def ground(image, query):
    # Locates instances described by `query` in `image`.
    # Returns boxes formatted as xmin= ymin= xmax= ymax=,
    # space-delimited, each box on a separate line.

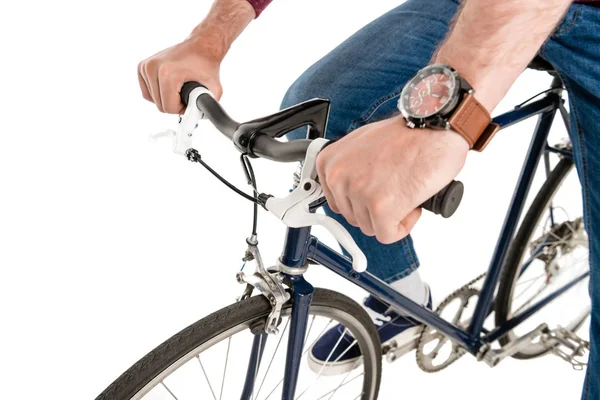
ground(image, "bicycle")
xmin=96 ymin=57 xmax=591 ymax=400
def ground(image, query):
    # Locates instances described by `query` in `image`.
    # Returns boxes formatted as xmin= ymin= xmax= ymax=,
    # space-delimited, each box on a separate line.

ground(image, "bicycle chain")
xmin=415 ymin=271 xmax=487 ymax=373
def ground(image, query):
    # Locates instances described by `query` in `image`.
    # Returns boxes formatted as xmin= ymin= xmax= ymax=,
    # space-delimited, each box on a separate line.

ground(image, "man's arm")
xmin=435 ymin=0 xmax=572 ymax=112
xmin=138 ymin=0 xmax=255 ymax=113
xmin=188 ymin=0 xmax=256 ymax=59
xmin=316 ymin=0 xmax=574 ymax=244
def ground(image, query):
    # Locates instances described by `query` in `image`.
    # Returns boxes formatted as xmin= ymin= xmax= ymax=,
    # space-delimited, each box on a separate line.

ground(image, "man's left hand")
xmin=315 ymin=116 xmax=469 ymax=244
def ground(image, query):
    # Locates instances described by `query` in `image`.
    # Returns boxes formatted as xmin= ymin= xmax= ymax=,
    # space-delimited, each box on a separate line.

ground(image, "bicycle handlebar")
xmin=180 ymin=82 xmax=464 ymax=218
xmin=182 ymin=82 xmax=312 ymax=162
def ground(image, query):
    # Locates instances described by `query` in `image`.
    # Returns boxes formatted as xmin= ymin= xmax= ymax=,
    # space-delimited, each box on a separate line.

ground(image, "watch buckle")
xmin=473 ymin=123 xmax=500 ymax=152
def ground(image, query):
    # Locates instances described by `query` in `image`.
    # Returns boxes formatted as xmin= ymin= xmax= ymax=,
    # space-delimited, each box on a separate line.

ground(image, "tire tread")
xmin=96 ymin=289 xmax=381 ymax=400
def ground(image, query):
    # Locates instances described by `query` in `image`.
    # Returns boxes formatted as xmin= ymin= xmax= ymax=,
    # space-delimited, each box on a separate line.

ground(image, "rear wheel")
xmin=495 ymin=157 xmax=590 ymax=359
xmin=96 ymin=288 xmax=382 ymax=400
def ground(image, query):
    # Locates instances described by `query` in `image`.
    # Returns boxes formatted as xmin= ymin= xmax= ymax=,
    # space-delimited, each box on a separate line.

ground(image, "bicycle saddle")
xmin=528 ymin=55 xmax=556 ymax=73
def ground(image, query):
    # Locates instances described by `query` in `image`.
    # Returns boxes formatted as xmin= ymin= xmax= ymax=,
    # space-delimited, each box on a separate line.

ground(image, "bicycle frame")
xmin=244 ymin=81 xmax=590 ymax=399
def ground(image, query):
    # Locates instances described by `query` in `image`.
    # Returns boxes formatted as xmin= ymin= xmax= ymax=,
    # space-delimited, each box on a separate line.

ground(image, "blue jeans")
xmin=282 ymin=0 xmax=600 ymax=398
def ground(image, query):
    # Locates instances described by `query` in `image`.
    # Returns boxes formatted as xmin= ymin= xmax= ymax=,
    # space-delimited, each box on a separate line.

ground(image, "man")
xmin=137 ymin=0 xmax=600 ymax=398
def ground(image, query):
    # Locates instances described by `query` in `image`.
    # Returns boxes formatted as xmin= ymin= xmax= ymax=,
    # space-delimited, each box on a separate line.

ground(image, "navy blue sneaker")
xmin=308 ymin=286 xmax=432 ymax=375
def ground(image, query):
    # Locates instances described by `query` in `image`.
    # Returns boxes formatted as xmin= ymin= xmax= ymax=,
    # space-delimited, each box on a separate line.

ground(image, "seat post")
xmin=551 ymin=75 xmax=564 ymax=89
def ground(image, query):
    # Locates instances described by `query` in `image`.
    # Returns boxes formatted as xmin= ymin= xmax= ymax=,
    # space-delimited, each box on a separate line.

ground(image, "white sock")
xmin=388 ymin=270 xmax=429 ymax=314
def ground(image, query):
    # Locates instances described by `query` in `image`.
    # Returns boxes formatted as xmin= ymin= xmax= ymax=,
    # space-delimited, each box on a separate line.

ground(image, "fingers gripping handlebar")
xmin=180 ymin=81 xmax=464 ymax=218
xmin=176 ymin=82 xmax=464 ymax=270
xmin=267 ymin=139 xmax=368 ymax=272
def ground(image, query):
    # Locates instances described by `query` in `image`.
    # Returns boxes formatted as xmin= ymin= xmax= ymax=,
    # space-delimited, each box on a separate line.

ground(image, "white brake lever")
xmin=266 ymin=138 xmax=368 ymax=273
xmin=149 ymin=129 xmax=176 ymax=143
xmin=149 ymin=87 xmax=214 ymax=155
xmin=282 ymin=205 xmax=368 ymax=272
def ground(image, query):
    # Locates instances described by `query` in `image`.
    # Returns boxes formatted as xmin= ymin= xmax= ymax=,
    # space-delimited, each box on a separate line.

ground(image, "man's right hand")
xmin=137 ymin=36 xmax=224 ymax=115
xmin=138 ymin=0 xmax=255 ymax=114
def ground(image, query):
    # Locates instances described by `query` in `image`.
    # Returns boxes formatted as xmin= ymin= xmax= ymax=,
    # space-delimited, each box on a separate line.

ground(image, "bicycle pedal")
xmin=383 ymin=336 xmax=419 ymax=363
xmin=543 ymin=327 xmax=590 ymax=370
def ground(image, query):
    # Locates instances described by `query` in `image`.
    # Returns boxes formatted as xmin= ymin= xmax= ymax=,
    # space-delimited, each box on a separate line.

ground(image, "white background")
xmin=0 ymin=0 xmax=588 ymax=399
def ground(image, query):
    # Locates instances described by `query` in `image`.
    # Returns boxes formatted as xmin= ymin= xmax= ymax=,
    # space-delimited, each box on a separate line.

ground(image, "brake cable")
xmin=185 ymin=148 xmax=326 ymax=233
xmin=240 ymin=153 xmax=259 ymax=235
xmin=185 ymin=148 xmax=261 ymax=235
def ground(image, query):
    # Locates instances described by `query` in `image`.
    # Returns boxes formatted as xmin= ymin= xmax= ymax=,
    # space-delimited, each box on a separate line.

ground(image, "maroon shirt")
xmin=246 ymin=0 xmax=598 ymax=17
xmin=247 ymin=0 xmax=272 ymax=17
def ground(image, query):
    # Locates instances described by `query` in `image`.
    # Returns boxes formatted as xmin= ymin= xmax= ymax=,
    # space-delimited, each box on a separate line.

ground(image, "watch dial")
xmin=401 ymin=66 xmax=457 ymax=119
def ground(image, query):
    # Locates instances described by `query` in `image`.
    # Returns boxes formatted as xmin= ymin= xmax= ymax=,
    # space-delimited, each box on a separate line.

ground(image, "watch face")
xmin=399 ymin=65 xmax=459 ymax=120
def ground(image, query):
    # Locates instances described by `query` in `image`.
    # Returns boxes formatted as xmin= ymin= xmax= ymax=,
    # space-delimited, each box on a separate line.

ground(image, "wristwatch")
xmin=397 ymin=64 xmax=500 ymax=151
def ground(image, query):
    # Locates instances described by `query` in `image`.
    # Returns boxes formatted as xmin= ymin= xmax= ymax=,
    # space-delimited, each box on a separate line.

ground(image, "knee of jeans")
xmin=282 ymin=75 xmax=318 ymax=141
xmin=281 ymin=67 xmax=343 ymax=141
xmin=281 ymin=67 xmax=326 ymax=109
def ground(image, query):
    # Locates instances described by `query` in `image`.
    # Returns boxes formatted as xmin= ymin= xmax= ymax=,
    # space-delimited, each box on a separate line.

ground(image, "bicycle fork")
xmin=281 ymin=275 xmax=314 ymax=399
xmin=239 ymin=274 xmax=314 ymax=400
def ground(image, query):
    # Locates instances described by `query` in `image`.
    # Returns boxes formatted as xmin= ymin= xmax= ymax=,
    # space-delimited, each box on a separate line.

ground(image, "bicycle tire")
xmin=495 ymin=157 xmax=586 ymax=359
xmin=96 ymin=288 xmax=382 ymax=400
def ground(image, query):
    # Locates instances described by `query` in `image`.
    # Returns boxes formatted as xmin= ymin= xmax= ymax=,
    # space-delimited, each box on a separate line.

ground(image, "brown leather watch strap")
xmin=447 ymin=93 xmax=500 ymax=152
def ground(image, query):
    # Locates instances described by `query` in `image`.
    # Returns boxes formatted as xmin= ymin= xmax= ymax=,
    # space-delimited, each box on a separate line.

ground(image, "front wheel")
xmin=96 ymin=288 xmax=382 ymax=400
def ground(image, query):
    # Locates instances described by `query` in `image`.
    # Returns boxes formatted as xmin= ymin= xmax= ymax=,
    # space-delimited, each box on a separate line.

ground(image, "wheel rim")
xmin=131 ymin=305 xmax=378 ymax=400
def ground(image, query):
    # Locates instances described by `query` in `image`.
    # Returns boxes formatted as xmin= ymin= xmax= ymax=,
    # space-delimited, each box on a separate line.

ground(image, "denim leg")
xmin=281 ymin=0 xmax=460 ymax=283
xmin=541 ymin=4 xmax=600 ymax=399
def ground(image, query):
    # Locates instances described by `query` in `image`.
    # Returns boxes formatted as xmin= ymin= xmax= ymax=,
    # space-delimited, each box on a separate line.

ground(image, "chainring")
xmin=416 ymin=286 xmax=481 ymax=373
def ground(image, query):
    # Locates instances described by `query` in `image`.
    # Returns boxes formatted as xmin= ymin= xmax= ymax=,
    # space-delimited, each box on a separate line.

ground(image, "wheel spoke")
xmin=513 ymin=273 xmax=546 ymax=302
xmin=513 ymin=284 xmax=547 ymax=315
xmin=160 ymin=382 xmax=179 ymax=400
xmin=219 ymin=336 xmax=231 ymax=400
xmin=515 ymin=273 xmax=546 ymax=288
xmin=325 ymin=363 xmax=363 ymax=400
xmin=263 ymin=378 xmax=283 ymax=400
xmin=197 ymin=355 xmax=217 ymax=400
xmin=304 ymin=315 xmax=317 ymax=348
xmin=303 ymin=319 xmax=334 ymax=358
xmin=255 ymin=319 xmax=290 ymax=399
xmin=263 ymin=319 xmax=335 ymax=400
xmin=514 ymin=250 xmax=590 ymax=313
xmin=296 ymin=329 xmax=353 ymax=399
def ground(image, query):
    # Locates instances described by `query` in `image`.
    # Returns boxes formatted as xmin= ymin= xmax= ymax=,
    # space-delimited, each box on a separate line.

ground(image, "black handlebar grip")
xmin=180 ymin=81 xmax=207 ymax=107
xmin=421 ymin=180 xmax=464 ymax=218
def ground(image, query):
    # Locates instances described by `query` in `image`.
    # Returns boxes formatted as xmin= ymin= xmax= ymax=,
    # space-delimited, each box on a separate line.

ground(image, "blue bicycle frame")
xmin=246 ymin=84 xmax=589 ymax=399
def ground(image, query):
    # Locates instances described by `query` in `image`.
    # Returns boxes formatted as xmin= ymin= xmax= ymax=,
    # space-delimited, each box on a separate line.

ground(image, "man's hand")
xmin=316 ymin=116 xmax=469 ymax=244
xmin=138 ymin=37 xmax=224 ymax=114
xmin=137 ymin=0 xmax=255 ymax=114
